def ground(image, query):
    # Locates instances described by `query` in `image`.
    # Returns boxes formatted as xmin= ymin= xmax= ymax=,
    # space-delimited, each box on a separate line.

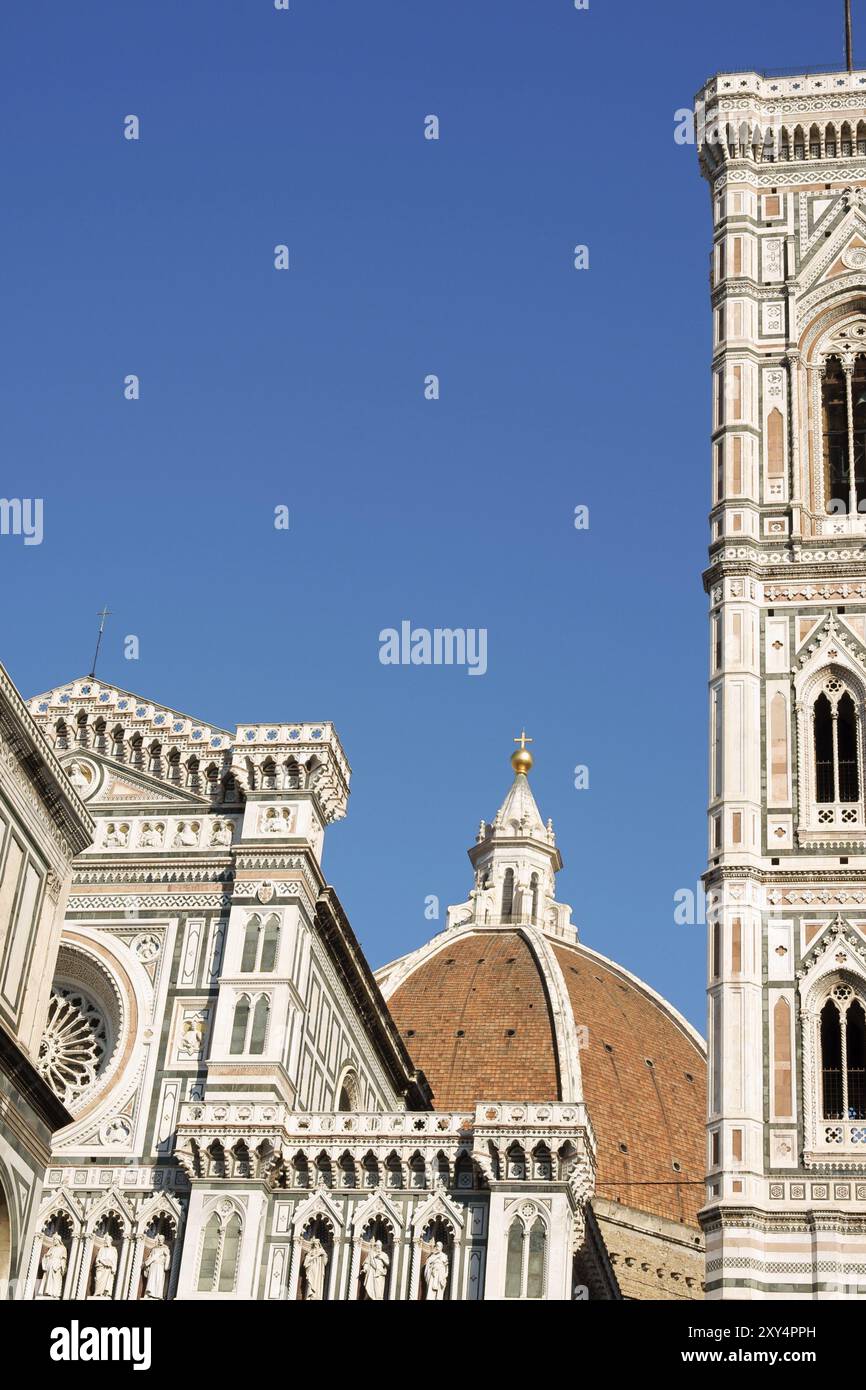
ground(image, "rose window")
xmin=38 ymin=987 xmax=110 ymax=1106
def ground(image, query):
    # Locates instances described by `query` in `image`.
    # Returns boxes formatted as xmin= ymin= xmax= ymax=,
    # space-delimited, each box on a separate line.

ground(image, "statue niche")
xmin=297 ymin=1217 xmax=333 ymax=1301
xmin=418 ymin=1218 xmax=453 ymax=1301
xmin=88 ymin=1216 xmax=122 ymax=1300
xmin=138 ymin=1215 xmax=175 ymax=1301
xmin=36 ymin=1216 xmax=73 ymax=1300
xmin=358 ymin=1218 xmax=393 ymax=1301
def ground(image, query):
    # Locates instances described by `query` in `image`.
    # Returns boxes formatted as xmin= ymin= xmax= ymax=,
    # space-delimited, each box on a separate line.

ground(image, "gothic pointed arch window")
xmin=197 ymin=1213 xmax=221 ymax=1291
xmin=219 ymin=1214 xmax=242 ymax=1291
xmin=240 ymin=917 xmax=260 ymax=973
xmin=810 ymin=317 xmax=866 ymax=523
xmin=259 ymin=915 xmax=280 ymax=973
xmin=239 ymin=914 xmax=280 ymax=974
xmin=504 ymin=1208 xmax=547 ymax=1299
xmin=197 ymin=1209 xmax=243 ymax=1294
xmin=854 ymin=354 xmax=866 ymax=504
xmin=249 ymin=996 xmax=270 ymax=1054
xmin=229 ymin=996 xmax=250 ymax=1054
xmin=337 ymin=1068 xmax=360 ymax=1112
xmin=808 ymin=672 xmax=863 ymax=827
xmin=820 ymin=984 xmax=866 ymax=1123
xmin=822 ymin=356 xmax=849 ymax=509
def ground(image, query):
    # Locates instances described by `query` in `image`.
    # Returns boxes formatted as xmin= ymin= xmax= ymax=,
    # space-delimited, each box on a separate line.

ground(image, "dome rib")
xmin=383 ymin=928 xmax=707 ymax=1227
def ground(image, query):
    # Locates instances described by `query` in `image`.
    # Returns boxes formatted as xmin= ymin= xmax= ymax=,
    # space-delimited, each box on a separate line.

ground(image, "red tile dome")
xmin=381 ymin=928 xmax=706 ymax=1227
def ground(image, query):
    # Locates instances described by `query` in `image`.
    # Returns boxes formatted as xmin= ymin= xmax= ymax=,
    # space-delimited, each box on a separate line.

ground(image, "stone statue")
xmin=139 ymin=822 xmax=163 ymax=848
xmin=361 ymin=1239 xmax=389 ymax=1301
xmin=105 ymin=822 xmax=128 ymax=848
xmin=178 ymin=1012 xmax=207 ymax=1059
xmin=92 ymin=1235 xmax=118 ymax=1299
xmin=263 ymin=808 xmax=286 ymax=834
xmin=211 ymin=820 xmax=232 ymax=847
xmin=423 ymin=1241 xmax=449 ymax=1300
xmin=173 ymin=821 xmax=198 ymax=848
xmin=142 ymin=1233 xmax=171 ymax=1300
xmin=302 ymin=1236 xmax=328 ymax=1301
xmin=41 ymin=1234 xmax=67 ymax=1299
xmin=68 ymin=761 xmax=90 ymax=795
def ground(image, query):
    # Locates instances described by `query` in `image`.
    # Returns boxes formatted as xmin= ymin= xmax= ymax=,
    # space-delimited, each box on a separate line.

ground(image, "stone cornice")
xmin=314 ymin=888 xmax=432 ymax=1111
xmin=0 ymin=1017 xmax=73 ymax=1139
xmin=0 ymin=661 xmax=93 ymax=854
xmin=701 ymin=1202 xmax=866 ymax=1235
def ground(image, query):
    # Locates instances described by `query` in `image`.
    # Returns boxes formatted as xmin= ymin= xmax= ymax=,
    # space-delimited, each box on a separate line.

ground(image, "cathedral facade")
xmin=0 ymin=673 xmax=706 ymax=1301
xmin=0 ymin=663 xmax=92 ymax=1296
xmin=696 ymin=65 xmax=866 ymax=1297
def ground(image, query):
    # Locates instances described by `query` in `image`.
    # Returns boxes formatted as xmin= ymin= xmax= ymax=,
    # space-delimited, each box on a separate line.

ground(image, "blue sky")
xmin=0 ymin=0 xmax=853 ymax=1031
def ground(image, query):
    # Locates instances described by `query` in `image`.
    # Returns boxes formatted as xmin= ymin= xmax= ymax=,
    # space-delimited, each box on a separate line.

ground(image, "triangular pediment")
xmin=794 ymin=612 xmax=866 ymax=679
xmin=798 ymin=915 xmax=866 ymax=1000
xmin=85 ymin=1186 xmax=136 ymax=1235
xmin=55 ymin=751 xmax=204 ymax=806
xmin=292 ymin=1185 xmax=345 ymax=1233
xmin=797 ymin=195 xmax=866 ymax=295
xmin=349 ymin=1185 xmax=403 ymax=1235
xmin=409 ymin=1183 xmax=465 ymax=1234
xmin=135 ymin=1191 xmax=184 ymax=1236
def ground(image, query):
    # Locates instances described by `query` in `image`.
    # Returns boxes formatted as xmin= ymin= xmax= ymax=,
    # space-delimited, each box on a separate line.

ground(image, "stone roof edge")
xmin=315 ymin=887 xmax=432 ymax=1111
xmin=591 ymin=1194 xmax=705 ymax=1246
xmin=0 ymin=661 xmax=94 ymax=849
xmin=27 ymin=675 xmax=235 ymax=739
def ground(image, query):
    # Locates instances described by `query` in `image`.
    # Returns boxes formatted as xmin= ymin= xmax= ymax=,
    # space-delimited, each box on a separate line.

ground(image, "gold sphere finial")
xmin=511 ymin=729 xmax=534 ymax=775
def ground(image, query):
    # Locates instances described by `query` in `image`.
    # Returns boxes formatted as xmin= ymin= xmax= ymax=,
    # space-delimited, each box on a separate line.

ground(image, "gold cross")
xmin=513 ymin=730 xmax=533 ymax=752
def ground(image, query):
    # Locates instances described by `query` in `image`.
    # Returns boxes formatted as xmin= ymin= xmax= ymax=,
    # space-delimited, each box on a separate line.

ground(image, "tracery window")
xmin=504 ymin=1211 xmax=547 ymax=1300
xmin=821 ymin=351 xmax=866 ymax=514
xmin=811 ymin=676 xmax=862 ymax=824
xmin=820 ymin=984 xmax=866 ymax=1125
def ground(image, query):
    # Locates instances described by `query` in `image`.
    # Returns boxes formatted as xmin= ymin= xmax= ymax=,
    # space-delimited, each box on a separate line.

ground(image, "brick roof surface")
xmin=552 ymin=944 xmax=706 ymax=1228
xmin=386 ymin=931 xmax=560 ymax=1109
xmin=386 ymin=931 xmax=706 ymax=1228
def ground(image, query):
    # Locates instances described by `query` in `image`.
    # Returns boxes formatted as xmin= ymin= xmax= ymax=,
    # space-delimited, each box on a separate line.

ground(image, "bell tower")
xmin=696 ymin=62 xmax=866 ymax=1297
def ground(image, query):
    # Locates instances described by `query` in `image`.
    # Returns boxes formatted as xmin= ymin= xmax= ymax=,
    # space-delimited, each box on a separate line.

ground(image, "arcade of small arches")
xmin=51 ymin=713 xmax=324 ymax=799
xmin=706 ymin=119 xmax=866 ymax=163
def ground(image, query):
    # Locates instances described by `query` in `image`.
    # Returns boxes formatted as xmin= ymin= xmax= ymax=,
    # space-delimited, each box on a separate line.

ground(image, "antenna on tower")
xmin=846 ymin=0 xmax=855 ymax=72
xmin=89 ymin=606 xmax=111 ymax=678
